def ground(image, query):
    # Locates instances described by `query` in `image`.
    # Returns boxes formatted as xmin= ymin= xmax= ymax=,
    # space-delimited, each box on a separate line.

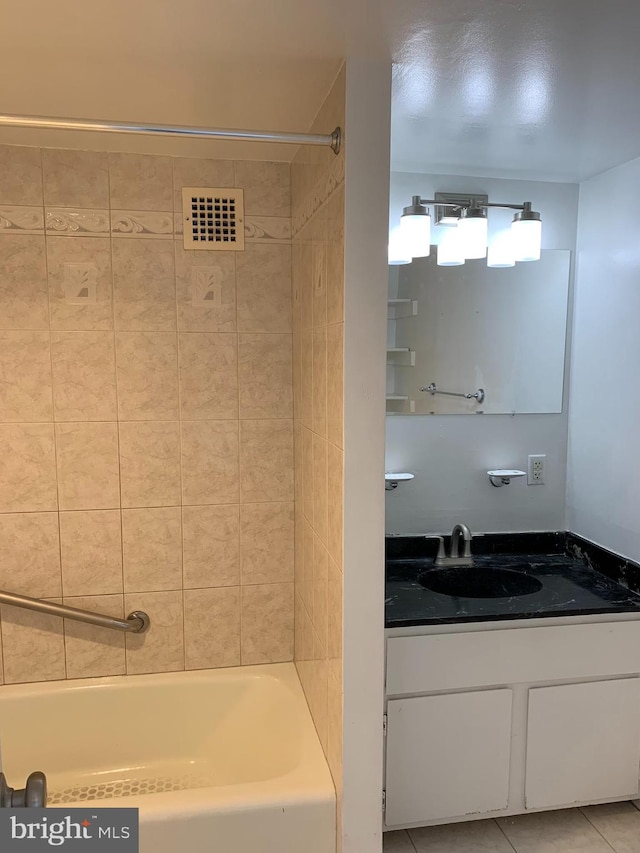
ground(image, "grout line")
xmin=108 ymin=159 xmax=130 ymax=677
xmin=232 ymin=245 xmax=245 ymax=665
xmin=171 ymin=191 xmax=187 ymax=673
xmin=234 ymin=229 xmax=243 ymax=565
xmin=174 ymin=209 xmax=187 ymax=673
xmin=0 ymin=600 xmax=5 ymax=684
xmin=404 ymin=829 xmax=419 ymax=852
xmin=493 ymin=818 xmax=519 ymax=852
xmin=580 ymin=807 xmax=619 ymax=853
xmin=40 ymin=144 xmax=68 ymax=681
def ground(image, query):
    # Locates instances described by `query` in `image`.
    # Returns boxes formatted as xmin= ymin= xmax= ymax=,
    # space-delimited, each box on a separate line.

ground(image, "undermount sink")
xmin=417 ymin=566 xmax=543 ymax=599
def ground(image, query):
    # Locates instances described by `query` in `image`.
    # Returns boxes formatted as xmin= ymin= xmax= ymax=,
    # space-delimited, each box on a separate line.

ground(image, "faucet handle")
xmin=23 ymin=772 xmax=47 ymax=808
xmin=425 ymin=535 xmax=446 ymax=564
xmin=0 ymin=771 xmax=47 ymax=808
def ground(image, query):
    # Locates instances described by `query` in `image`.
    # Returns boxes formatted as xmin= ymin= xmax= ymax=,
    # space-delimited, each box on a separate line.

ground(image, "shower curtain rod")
xmin=0 ymin=112 xmax=342 ymax=154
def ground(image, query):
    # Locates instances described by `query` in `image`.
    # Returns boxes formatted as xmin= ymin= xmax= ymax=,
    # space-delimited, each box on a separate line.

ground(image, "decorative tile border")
xmin=46 ymin=208 xmax=110 ymax=236
xmin=291 ymin=151 xmax=344 ymax=237
xmin=35 ymin=208 xmax=293 ymax=243
xmin=174 ymin=213 xmax=292 ymax=243
xmin=244 ymin=216 xmax=291 ymax=243
xmin=111 ymin=210 xmax=173 ymax=239
xmin=0 ymin=205 xmax=293 ymax=243
xmin=0 ymin=206 xmax=45 ymax=234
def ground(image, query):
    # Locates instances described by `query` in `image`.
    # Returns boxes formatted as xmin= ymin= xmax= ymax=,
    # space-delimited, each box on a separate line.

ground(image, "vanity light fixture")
xmin=388 ymin=228 xmax=412 ymax=265
xmin=512 ymin=203 xmax=542 ymax=262
xmin=487 ymin=230 xmax=516 ymax=268
xmin=400 ymin=196 xmax=431 ymax=257
xmin=398 ymin=194 xmax=543 ymax=267
xmin=458 ymin=205 xmax=488 ymax=260
xmin=437 ymin=227 xmax=465 ymax=266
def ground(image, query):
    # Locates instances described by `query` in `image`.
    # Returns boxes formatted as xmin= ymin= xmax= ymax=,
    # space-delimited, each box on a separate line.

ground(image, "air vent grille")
xmin=182 ymin=187 xmax=244 ymax=251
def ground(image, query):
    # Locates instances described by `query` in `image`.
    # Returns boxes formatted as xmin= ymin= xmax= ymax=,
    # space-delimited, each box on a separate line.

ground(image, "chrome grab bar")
xmin=0 ymin=589 xmax=150 ymax=634
xmin=420 ymin=382 xmax=485 ymax=405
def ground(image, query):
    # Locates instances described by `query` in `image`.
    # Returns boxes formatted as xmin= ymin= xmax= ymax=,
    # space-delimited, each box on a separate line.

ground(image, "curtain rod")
xmin=0 ymin=112 xmax=342 ymax=154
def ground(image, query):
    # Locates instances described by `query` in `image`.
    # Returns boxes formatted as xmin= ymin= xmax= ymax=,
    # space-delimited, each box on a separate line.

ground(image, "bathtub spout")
xmin=0 ymin=771 xmax=47 ymax=808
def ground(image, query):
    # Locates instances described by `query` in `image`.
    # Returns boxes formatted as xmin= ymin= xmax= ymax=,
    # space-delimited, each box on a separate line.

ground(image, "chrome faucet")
xmin=435 ymin=523 xmax=473 ymax=567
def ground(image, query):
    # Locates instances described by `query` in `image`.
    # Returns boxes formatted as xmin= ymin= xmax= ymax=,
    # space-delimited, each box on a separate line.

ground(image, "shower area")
xmin=0 ymin=64 xmax=347 ymax=853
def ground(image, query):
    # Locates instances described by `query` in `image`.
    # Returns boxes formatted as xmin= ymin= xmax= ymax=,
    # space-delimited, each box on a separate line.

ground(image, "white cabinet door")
xmin=525 ymin=678 xmax=640 ymax=810
xmin=385 ymin=689 xmax=513 ymax=827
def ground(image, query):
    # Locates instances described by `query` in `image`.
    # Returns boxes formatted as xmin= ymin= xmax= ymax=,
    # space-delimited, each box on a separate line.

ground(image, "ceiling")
xmin=388 ymin=0 xmax=640 ymax=181
xmin=1 ymin=1 xmax=640 ymax=177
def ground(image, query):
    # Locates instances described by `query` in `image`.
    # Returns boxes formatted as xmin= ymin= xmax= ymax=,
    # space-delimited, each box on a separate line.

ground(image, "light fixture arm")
xmin=413 ymin=198 xmax=533 ymax=213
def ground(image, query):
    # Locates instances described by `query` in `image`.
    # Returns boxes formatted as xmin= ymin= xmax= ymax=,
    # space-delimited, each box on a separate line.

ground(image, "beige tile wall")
xmin=292 ymin=67 xmax=345 ymax=816
xmin=0 ymin=143 xmax=294 ymax=684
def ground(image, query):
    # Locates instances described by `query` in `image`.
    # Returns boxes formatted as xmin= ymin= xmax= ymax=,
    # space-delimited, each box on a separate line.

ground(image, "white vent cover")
xmin=182 ymin=187 xmax=244 ymax=251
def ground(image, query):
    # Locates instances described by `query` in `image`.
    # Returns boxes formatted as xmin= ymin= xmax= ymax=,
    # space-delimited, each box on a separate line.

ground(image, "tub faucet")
xmin=435 ymin=523 xmax=473 ymax=567
xmin=0 ymin=771 xmax=47 ymax=808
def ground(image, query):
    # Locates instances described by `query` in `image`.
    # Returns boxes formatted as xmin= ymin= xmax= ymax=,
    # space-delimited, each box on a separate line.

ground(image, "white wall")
xmin=386 ymin=172 xmax=579 ymax=535
xmin=567 ymin=155 xmax=640 ymax=561
xmin=342 ymin=59 xmax=390 ymax=853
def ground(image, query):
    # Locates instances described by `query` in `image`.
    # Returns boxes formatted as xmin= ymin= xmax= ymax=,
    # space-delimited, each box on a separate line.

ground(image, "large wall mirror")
xmin=387 ymin=250 xmax=571 ymax=414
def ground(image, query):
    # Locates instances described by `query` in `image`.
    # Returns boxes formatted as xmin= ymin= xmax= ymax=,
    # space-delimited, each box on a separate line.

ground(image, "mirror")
xmin=387 ymin=249 xmax=571 ymax=414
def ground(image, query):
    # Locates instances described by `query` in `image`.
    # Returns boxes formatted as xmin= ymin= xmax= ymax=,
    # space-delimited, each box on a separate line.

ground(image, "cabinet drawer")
xmin=386 ymin=620 xmax=640 ymax=695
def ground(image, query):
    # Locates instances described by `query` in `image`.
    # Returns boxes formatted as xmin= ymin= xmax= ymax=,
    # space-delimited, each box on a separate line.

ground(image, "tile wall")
xmin=0 ymin=143 xmax=294 ymax=683
xmin=292 ymin=67 xmax=345 ymax=813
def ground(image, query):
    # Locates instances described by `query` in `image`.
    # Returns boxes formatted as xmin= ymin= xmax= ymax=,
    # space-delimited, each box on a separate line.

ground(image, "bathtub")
xmin=0 ymin=663 xmax=335 ymax=853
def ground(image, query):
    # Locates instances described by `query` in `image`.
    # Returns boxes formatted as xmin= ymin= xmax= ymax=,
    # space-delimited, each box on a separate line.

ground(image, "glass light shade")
xmin=458 ymin=211 xmax=488 ymax=259
xmin=487 ymin=231 xmax=516 ymax=268
xmin=400 ymin=212 xmax=431 ymax=258
xmin=437 ymin=227 xmax=465 ymax=266
xmin=388 ymin=229 xmax=411 ymax=265
xmin=511 ymin=217 xmax=542 ymax=262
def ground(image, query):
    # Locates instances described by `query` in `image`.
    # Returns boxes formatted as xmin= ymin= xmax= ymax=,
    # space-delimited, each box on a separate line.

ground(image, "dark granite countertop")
xmin=385 ymin=551 xmax=640 ymax=628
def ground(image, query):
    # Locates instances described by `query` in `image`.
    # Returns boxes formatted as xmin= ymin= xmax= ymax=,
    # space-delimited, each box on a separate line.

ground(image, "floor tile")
xmin=582 ymin=802 xmax=640 ymax=852
xmin=383 ymin=830 xmax=415 ymax=852
xmin=498 ymin=809 xmax=614 ymax=852
xmin=409 ymin=819 xmax=515 ymax=852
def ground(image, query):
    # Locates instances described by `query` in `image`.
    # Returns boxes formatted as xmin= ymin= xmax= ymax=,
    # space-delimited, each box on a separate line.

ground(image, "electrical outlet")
xmin=527 ymin=454 xmax=546 ymax=485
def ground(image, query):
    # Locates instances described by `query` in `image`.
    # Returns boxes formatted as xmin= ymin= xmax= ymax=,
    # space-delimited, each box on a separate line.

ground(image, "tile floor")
xmin=384 ymin=802 xmax=640 ymax=852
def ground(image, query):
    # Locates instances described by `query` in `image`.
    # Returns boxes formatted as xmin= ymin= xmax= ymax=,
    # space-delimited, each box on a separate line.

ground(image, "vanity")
xmin=384 ymin=235 xmax=640 ymax=830
xmin=383 ymin=533 xmax=640 ymax=830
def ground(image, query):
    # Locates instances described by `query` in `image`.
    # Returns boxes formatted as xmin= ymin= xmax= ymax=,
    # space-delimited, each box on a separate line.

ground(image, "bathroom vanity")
xmin=383 ymin=534 xmax=640 ymax=830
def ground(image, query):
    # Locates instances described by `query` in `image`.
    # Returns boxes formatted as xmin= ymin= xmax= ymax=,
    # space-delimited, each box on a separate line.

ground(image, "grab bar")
xmin=0 ymin=589 xmax=150 ymax=633
xmin=420 ymin=382 xmax=485 ymax=405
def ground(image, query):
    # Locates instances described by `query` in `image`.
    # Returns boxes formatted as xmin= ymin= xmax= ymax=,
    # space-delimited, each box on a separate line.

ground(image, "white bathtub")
xmin=0 ymin=662 xmax=335 ymax=853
